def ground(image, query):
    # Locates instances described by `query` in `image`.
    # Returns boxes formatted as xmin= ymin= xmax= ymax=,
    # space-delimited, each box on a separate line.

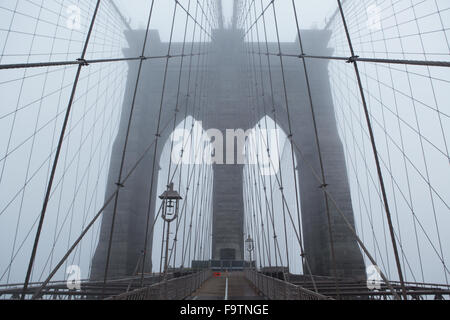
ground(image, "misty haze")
xmin=0 ymin=0 xmax=448 ymax=302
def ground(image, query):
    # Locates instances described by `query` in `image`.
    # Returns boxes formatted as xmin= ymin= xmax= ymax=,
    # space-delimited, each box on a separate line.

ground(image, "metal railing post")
xmin=273 ymin=275 xmax=276 ymax=300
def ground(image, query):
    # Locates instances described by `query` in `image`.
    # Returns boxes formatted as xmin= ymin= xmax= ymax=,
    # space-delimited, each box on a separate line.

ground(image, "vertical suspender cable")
xmin=141 ymin=1 xmax=179 ymax=286
xmin=103 ymin=0 xmax=156 ymax=290
xmin=336 ymin=0 xmax=407 ymax=300
xmin=22 ymin=0 xmax=102 ymax=300
xmin=289 ymin=0 xmax=341 ymax=299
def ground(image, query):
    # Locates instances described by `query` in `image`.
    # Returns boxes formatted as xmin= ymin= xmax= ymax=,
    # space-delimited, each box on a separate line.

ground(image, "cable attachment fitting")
xmin=346 ymin=55 xmax=359 ymax=63
xmin=116 ymin=182 xmax=125 ymax=188
xmin=319 ymin=183 xmax=329 ymax=189
xmin=77 ymin=58 xmax=89 ymax=66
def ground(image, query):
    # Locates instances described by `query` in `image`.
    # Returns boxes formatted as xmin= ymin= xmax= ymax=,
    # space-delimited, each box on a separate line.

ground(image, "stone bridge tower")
xmin=90 ymin=29 xmax=366 ymax=280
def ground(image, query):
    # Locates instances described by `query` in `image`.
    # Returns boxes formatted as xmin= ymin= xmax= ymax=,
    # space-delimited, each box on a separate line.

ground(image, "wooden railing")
xmin=108 ymin=271 xmax=212 ymax=300
xmin=245 ymin=270 xmax=331 ymax=300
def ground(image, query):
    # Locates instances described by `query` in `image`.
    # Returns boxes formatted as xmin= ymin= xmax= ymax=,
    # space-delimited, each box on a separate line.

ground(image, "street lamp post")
xmin=245 ymin=235 xmax=255 ymax=270
xmin=160 ymin=183 xmax=182 ymax=281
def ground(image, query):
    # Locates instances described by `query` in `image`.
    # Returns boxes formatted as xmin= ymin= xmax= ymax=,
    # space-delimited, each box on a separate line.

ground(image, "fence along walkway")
xmin=245 ymin=270 xmax=331 ymax=300
xmin=107 ymin=271 xmax=211 ymax=300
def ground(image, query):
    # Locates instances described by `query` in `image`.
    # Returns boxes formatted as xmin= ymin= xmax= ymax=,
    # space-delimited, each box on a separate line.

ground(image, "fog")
xmin=0 ymin=0 xmax=448 ymax=290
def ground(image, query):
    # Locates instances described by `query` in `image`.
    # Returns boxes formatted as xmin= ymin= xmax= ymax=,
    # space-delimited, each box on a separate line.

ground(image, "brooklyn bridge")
xmin=0 ymin=0 xmax=449 ymax=300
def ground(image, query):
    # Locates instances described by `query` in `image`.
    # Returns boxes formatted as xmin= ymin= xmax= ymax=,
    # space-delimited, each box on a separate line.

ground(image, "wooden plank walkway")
xmin=189 ymin=272 xmax=263 ymax=300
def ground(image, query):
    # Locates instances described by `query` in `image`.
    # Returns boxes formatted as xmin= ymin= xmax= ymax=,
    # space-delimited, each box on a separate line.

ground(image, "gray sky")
xmin=115 ymin=0 xmax=337 ymax=41
xmin=0 ymin=0 xmax=448 ymax=289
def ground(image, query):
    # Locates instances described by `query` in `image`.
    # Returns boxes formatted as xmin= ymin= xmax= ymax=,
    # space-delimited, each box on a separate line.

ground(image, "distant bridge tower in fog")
xmin=90 ymin=27 xmax=366 ymax=280
xmin=1 ymin=0 xmax=449 ymax=301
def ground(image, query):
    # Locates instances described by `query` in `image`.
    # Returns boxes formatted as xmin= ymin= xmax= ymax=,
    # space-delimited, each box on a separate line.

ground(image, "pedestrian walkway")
xmin=189 ymin=272 xmax=263 ymax=300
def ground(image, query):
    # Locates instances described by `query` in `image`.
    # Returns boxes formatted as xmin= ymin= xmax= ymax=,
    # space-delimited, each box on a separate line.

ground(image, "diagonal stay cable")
xmin=21 ymin=0 xmax=102 ymax=300
xmin=102 ymin=0 xmax=156 ymax=292
xmin=140 ymin=0 xmax=180 ymax=285
xmin=336 ymin=0 xmax=407 ymax=300
xmin=30 ymin=93 xmax=187 ymax=299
